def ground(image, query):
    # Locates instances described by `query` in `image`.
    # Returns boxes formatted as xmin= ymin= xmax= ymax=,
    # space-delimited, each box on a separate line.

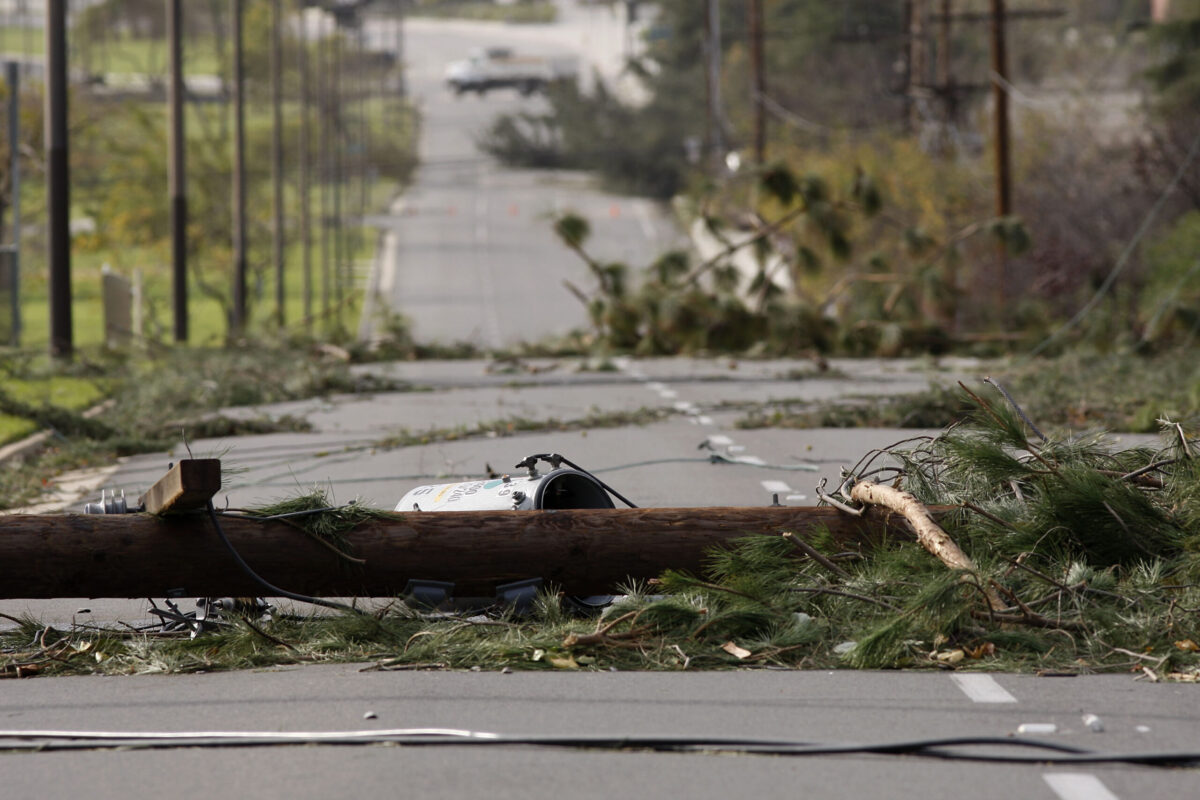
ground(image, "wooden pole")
xmin=230 ymin=0 xmax=247 ymax=338
xmin=0 ymin=506 xmax=928 ymax=599
xmin=168 ymin=0 xmax=188 ymax=343
xmin=270 ymin=0 xmax=285 ymax=328
xmin=44 ymin=0 xmax=72 ymax=359
xmin=748 ymin=0 xmax=765 ymax=165
xmin=298 ymin=2 xmax=313 ymax=331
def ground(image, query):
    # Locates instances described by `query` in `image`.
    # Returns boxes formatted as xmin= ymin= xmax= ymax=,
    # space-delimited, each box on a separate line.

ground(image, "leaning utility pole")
xmin=45 ymin=0 xmax=72 ymax=359
xmin=270 ymin=0 xmax=285 ymax=328
xmin=167 ymin=0 xmax=188 ymax=343
xmin=748 ymin=0 xmax=765 ymax=165
xmin=230 ymin=0 xmax=247 ymax=337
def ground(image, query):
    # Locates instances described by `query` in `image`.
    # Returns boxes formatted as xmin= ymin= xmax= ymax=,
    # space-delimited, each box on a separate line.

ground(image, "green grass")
xmin=409 ymin=1 xmax=557 ymax=23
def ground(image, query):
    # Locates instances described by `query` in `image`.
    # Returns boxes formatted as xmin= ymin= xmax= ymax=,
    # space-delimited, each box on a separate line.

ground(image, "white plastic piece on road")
xmin=1082 ymin=713 xmax=1104 ymax=732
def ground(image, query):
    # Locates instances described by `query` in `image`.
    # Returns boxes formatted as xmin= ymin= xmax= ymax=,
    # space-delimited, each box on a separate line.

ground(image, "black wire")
xmin=553 ymin=453 xmax=638 ymax=509
xmin=205 ymin=501 xmax=367 ymax=617
xmin=1 ymin=731 xmax=1197 ymax=766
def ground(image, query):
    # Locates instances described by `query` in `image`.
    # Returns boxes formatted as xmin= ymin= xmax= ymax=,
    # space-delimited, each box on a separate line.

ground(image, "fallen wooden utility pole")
xmin=0 ymin=505 xmax=929 ymax=599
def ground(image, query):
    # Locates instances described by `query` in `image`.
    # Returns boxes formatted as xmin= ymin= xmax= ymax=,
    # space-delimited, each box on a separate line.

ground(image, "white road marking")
xmin=1043 ymin=773 xmax=1121 ymax=800
xmin=706 ymin=435 xmax=733 ymax=447
xmin=696 ymin=416 xmax=714 ymax=426
xmin=950 ymin=674 xmax=1017 ymax=703
xmin=735 ymin=455 xmax=766 ymax=466
xmin=645 ymin=382 xmax=666 ymax=392
xmin=658 ymin=389 xmax=677 ymax=399
xmin=634 ymin=199 xmax=658 ymax=241
xmin=786 ymin=494 xmax=808 ymax=502
xmin=761 ymin=480 xmax=792 ymax=494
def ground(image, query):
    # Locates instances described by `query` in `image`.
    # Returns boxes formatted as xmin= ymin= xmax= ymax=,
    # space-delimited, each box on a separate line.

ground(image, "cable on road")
xmin=0 ymin=728 xmax=1196 ymax=767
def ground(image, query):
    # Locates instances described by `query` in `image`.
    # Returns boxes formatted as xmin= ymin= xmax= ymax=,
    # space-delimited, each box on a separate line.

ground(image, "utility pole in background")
xmin=230 ymin=0 xmax=247 ymax=337
xmin=270 ymin=0 xmax=285 ymax=327
xmin=45 ymin=0 xmax=71 ymax=358
xmin=748 ymin=0 xmax=765 ymax=165
xmin=5 ymin=61 xmax=22 ymax=346
xmin=318 ymin=16 xmax=331 ymax=326
xmin=167 ymin=0 xmax=188 ymax=343
xmin=989 ymin=0 xmax=1011 ymax=220
xmin=704 ymin=0 xmax=724 ymax=169
xmin=908 ymin=0 xmax=929 ymax=133
xmin=299 ymin=2 xmax=313 ymax=332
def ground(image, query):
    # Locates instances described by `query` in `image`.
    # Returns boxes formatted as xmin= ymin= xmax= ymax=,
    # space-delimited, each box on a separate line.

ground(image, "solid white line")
xmin=949 ymin=674 xmax=1018 ymax=704
xmin=1043 ymin=773 xmax=1121 ymax=800
xmin=761 ymin=480 xmax=792 ymax=494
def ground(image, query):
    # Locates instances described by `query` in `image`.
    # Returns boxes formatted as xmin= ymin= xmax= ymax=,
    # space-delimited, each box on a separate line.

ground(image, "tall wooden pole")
xmin=45 ymin=0 xmax=72 ymax=359
xmin=989 ymin=0 xmax=1012 ymax=309
xmin=989 ymin=0 xmax=1011 ymax=220
xmin=299 ymin=2 xmax=313 ymax=332
xmin=748 ymin=0 xmax=765 ymax=165
xmin=167 ymin=0 xmax=188 ymax=343
xmin=231 ymin=0 xmax=247 ymax=337
xmin=5 ymin=61 xmax=21 ymax=346
xmin=270 ymin=0 xmax=285 ymax=327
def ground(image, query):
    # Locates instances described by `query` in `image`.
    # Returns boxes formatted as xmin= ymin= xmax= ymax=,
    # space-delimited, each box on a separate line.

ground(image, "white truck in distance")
xmin=444 ymin=47 xmax=578 ymax=96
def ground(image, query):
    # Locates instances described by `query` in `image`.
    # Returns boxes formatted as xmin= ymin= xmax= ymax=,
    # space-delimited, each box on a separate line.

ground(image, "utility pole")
xmin=270 ymin=0 xmax=285 ymax=327
xmin=989 ymin=0 xmax=1011 ymax=220
xmin=299 ymin=1 xmax=313 ymax=332
xmin=45 ymin=0 xmax=71 ymax=359
xmin=5 ymin=61 xmax=21 ymax=346
xmin=230 ymin=0 xmax=247 ymax=337
xmin=333 ymin=27 xmax=344 ymax=327
xmin=704 ymin=0 xmax=724 ymax=169
xmin=748 ymin=0 xmax=765 ymax=165
xmin=167 ymin=0 xmax=188 ymax=343
xmin=319 ymin=16 xmax=331 ymax=326
xmin=908 ymin=0 xmax=928 ymax=133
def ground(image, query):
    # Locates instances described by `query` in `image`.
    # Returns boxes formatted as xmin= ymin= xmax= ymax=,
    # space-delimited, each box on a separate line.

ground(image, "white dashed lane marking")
xmin=949 ymin=674 xmax=1017 ymax=704
xmin=1044 ymin=773 xmax=1121 ymax=800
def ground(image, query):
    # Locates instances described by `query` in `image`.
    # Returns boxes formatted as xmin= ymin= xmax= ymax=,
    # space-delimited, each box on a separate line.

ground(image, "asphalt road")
xmin=1 ymin=7 xmax=1195 ymax=799
xmin=360 ymin=11 xmax=681 ymax=348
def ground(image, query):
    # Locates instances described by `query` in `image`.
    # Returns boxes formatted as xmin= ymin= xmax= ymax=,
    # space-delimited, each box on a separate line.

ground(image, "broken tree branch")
xmin=849 ymin=480 xmax=1005 ymax=611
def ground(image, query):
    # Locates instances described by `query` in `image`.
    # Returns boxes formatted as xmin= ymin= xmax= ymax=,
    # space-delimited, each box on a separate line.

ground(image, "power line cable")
xmin=0 ymin=728 xmax=1197 ymax=766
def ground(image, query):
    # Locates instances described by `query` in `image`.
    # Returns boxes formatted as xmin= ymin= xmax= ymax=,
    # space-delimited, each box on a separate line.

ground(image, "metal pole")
xmin=299 ymin=2 xmax=313 ymax=332
xmin=271 ymin=0 xmax=284 ymax=327
xmin=6 ymin=61 xmax=21 ymax=346
xmin=168 ymin=0 xmax=188 ymax=343
xmin=231 ymin=0 xmax=247 ymax=337
xmin=45 ymin=0 xmax=72 ymax=359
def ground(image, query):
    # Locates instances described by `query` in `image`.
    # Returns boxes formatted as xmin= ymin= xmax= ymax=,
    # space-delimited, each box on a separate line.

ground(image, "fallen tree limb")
xmin=0 ymin=505 xmax=942 ymax=599
xmin=849 ymin=480 xmax=1004 ymax=611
